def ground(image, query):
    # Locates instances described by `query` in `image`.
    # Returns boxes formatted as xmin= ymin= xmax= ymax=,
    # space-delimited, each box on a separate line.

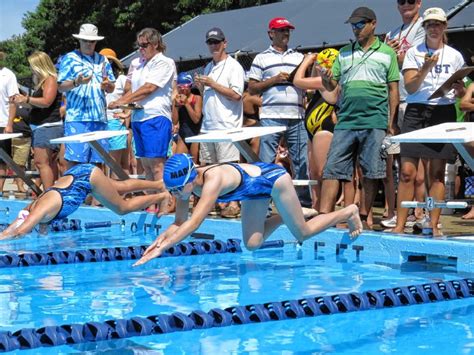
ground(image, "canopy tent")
xmin=121 ymin=0 xmax=473 ymax=66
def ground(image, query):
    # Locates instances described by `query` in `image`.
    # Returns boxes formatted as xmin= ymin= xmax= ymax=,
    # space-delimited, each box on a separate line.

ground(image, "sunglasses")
xmin=81 ymin=39 xmax=97 ymax=44
xmin=351 ymin=21 xmax=368 ymax=30
xmin=397 ymin=0 xmax=417 ymax=5
xmin=136 ymin=42 xmax=151 ymax=49
xmin=206 ymin=39 xmax=223 ymax=45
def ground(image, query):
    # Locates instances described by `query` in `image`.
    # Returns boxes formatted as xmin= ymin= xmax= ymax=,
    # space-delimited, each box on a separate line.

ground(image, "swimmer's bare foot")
xmin=347 ymin=204 xmax=363 ymax=238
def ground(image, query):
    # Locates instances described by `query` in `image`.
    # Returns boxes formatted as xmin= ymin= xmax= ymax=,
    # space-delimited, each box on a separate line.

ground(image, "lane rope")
xmin=1 ymin=278 xmax=472 ymax=352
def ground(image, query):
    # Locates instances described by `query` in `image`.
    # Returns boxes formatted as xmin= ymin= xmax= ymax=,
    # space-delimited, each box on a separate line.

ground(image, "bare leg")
xmin=414 ymin=160 xmax=426 ymax=219
xmin=428 ymin=158 xmax=446 ymax=237
xmin=241 ymin=198 xmax=283 ymax=250
xmin=392 ymin=157 xmax=418 ymax=233
xmin=383 ymin=154 xmax=396 ymax=219
xmin=319 ymin=179 xmax=340 ymax=213
xmin=311 ymin=131 xmax=332 ymax=211
xmin=272 ymin=174 xmax=362 ymax=241
xmin=34 ymin=147 xmax=55 ymax=189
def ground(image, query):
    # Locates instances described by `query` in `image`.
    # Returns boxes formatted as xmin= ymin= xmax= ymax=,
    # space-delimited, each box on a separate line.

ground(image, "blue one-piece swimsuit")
xmin=201 ymin=162 xmax=287 ymax=203
xmin=46 ymin=164 xmax=96 ymax=222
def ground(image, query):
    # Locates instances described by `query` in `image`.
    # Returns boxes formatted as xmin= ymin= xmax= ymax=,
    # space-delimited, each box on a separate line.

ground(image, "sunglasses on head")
xmin=351 ymin=20 xmax=368 ymax=30
xmin=206 ymin=39 xmax=223 ymax=45
xmin=397 ymin=0 xmax=417 ymax=5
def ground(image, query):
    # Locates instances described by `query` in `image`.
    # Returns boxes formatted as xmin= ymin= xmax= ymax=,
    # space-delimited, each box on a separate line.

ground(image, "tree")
xmin=1 ymin=0 xmax=280 ymax=78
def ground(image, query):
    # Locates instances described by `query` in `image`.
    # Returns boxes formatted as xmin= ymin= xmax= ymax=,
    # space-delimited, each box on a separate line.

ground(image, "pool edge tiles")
xmin=312 ymin=229 xmax=474 ymax=273
xmin=1 ymin=199 xmax=474 ymax=272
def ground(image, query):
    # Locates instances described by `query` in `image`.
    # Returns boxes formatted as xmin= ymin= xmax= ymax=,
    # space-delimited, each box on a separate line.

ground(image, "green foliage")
xmin=0 ymin=0 xmax=279 ymax=78
xmin=0 ymin=35 xmax=31 ymax=84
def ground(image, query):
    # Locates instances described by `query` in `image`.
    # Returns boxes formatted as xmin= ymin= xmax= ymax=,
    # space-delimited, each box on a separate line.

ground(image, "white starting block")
xmin=186 ymin=126 xmax=286 ymax=163
xmin=0 ymin=133 xmax=43 ymax=196
xmin=392 ymin=123 xmax=473 ymax=214
xmin=51 ymin=130 xmax=130 ymax=180
xmin=391 ymin=122 xmax=474 ymax=170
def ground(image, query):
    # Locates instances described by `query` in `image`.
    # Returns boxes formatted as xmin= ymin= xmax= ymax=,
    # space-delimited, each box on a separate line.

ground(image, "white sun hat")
xmin=72 ymin=24 xmax=104 ymax=41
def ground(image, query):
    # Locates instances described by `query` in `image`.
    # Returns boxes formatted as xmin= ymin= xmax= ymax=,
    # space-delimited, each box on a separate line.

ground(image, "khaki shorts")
xmin=199 ymin=141 xmax=240 ymax=164
xmin=12 ymin=137 xmax=31 ymax=166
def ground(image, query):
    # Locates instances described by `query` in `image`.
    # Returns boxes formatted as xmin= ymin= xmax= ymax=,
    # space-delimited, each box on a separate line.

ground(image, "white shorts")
xmin=199 ymin=142 xmax=239 ymax=164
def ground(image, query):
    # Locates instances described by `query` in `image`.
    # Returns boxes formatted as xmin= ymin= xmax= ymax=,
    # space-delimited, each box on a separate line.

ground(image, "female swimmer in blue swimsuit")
xmin=0 ymin=164 xmax=169 ymax=240
xmin=134 ymin=154 xmax=362 ymax=266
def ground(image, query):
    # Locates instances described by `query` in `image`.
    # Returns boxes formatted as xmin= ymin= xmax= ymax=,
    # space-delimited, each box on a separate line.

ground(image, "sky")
xmin=0 ymin=0 xmax=40 ymax=41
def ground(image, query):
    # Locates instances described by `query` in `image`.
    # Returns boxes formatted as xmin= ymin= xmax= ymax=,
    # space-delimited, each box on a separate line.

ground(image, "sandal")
xmin=220 ymin=205 xmax=241 ymax=218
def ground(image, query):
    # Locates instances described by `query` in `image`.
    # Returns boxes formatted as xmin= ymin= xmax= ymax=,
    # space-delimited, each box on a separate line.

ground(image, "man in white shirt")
xmin=0 ymin=51 xmax=19 ymax=193
xmin=248 ymin=17 xmax=311 ymax=208
xmin=195 ymin=27 xmax=245 ymax=218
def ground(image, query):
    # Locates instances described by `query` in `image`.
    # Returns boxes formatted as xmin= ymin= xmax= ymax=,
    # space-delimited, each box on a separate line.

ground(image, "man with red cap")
xmin=248 ymin=17 xmax=312 ymax=210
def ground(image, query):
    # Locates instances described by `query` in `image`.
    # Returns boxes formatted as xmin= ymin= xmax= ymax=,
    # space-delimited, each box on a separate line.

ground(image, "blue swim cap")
xmin=163 ymin=154 xmax=197 ymax=189
xmin=177 ymin=72 xmax=193 ymax=86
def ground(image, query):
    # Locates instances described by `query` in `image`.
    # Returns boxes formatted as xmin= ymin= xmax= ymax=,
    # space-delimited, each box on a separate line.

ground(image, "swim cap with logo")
xmin=163 ymin=154 xmax=198 ymax=190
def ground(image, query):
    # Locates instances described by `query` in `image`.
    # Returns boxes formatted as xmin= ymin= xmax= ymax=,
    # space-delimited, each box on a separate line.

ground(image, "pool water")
xmin=1 ymin=201 xmax=474 ymax=353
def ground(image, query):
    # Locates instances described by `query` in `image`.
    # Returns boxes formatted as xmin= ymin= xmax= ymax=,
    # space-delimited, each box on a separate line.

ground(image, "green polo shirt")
xmin=332 ymin=37 xmax=399 ymax=129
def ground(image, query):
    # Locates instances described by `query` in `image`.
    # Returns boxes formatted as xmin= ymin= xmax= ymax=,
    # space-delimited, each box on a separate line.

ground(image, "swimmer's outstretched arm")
xmin=0 ymin=210 xmax=46 ymax=240
xmin=134 ymin=186 xmax=220 ymax=266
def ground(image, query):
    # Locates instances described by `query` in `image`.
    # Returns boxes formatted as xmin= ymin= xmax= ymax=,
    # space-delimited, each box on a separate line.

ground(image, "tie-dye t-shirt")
xmin=58 ymin=50 xmax=115 ymax=123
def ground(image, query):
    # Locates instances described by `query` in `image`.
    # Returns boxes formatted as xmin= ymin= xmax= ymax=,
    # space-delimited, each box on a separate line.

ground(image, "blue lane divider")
xmin=0 ymin=238 xmax=298 ymax=269
xmin=0 ymin=239 xmax=243 ymax=268
xmin=1 ymin=278 xmax=472 ymax=352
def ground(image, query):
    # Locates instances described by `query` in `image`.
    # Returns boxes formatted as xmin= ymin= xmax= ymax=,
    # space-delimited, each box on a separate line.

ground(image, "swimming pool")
xmin=1 ymin=199 xmax=474 ymax=353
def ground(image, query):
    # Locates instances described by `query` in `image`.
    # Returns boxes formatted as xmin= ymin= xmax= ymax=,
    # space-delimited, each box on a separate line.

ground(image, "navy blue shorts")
xmin=131 ymin=116 xmax=172 ymax=158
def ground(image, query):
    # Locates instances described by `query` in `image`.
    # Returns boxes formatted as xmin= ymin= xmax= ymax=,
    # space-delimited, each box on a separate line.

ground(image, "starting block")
xmin=0 ymin=133 xmax=42 ymax=196
xmin=51 ymin=130 xmax=130 ymax=180
xmin=186 ymin=126 xmax=287 ymax=162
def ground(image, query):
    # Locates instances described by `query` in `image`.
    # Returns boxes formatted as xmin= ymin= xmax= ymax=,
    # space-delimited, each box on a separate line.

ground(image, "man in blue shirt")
xmin=58 ymin=23 xmax=115 ymax=168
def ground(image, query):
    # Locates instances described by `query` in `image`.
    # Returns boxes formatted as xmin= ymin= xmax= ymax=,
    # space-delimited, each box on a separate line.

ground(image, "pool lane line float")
xmin=1 ymin=278 xmax=472 ymax=352
xmin=0 ymin=239 xmax=243 ymax=268
xmin=0 ymin=238 xmax=294 ymax=268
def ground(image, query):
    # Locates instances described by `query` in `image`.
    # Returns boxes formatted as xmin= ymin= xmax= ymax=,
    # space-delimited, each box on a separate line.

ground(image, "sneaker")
xmin=381 ymin=215 xmax=397 ymax=228
xmin=301 ymin=207 xmax=318 ymax=219
xmin=414 ymin=216 xmax=442 ymax=230
xmin=405 ymin=215 xmax=417 ymax=228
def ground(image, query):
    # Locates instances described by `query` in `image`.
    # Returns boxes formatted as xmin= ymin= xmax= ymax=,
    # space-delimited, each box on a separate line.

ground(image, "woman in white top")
xmin=391 ymin=8 xmax=466 ymax=236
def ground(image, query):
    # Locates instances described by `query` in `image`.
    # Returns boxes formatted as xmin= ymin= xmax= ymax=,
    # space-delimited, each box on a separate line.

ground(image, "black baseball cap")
xmin=205 ymin=27 xmax=225 ymax=42
xmin=345 ymin=7 xmax=376 ymax=24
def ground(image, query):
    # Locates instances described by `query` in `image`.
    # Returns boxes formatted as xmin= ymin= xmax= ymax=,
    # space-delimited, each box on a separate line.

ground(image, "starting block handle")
xmin=401 ymin=200 xmax=467 ymax=210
